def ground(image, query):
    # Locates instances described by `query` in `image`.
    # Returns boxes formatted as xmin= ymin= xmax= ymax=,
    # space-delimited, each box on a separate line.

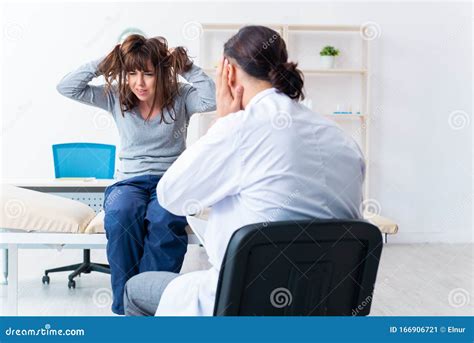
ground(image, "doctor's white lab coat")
xmin=155 ymin=88 xmax=365 ymax=316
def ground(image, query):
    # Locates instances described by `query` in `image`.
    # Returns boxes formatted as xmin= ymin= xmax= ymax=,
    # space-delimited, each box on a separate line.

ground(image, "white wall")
xmin=1 ymin=1 xmax=472 ymax=243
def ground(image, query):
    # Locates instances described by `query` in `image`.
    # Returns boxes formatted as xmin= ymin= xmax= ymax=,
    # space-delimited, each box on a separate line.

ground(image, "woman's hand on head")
xmin=216 ymin=57 xmax=244 ymax=118
xmin=169 ymin=47 xmax=193 ymax=74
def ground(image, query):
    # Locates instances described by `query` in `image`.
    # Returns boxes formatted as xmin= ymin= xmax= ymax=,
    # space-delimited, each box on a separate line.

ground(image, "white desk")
xmin=3 ymin=178 xmax=115 ymax=191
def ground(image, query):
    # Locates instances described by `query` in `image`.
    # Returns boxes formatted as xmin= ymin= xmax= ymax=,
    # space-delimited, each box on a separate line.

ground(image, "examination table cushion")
xmin=84 ymin=210 xmax=105 ymax=234
xmin=364 ymin=210 xmax=399 ymax=234
xmin=1 ymin=185 xmax=96 ymax=233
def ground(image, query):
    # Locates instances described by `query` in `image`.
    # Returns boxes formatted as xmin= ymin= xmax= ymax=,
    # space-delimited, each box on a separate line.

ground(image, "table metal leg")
xmin=1 ymin=249 xmax=7 ymax=285
xmin=7 ymin=244 xmax=18 ymax=316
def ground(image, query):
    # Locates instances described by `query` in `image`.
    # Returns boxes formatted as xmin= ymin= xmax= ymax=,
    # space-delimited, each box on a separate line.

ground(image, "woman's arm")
xmin=180 ymin=64 xmax=217 ymax=117
xmin=56 ymin=58 xmax=115 ymax=112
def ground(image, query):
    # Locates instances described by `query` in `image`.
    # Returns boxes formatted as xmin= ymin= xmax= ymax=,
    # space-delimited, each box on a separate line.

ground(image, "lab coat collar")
xmin=246 ymin=88 xmax=277 ymax=109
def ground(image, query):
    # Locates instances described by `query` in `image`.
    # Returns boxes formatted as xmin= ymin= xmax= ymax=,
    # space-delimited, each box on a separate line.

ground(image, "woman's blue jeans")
xmin=103 ymin=174 xmax=188 ymax=315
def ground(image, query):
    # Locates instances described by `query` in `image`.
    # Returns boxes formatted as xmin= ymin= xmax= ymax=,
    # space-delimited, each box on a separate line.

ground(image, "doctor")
xmin=123 ymin=25 xmax=366 ymax=316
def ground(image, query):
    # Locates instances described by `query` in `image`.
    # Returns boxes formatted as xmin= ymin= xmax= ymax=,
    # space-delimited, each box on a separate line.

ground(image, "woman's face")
xmin=127 ymin=61 xmax=156 ymax=103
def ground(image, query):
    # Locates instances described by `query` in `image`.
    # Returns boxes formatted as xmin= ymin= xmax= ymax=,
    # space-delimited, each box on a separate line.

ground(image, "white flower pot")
xmin=320 ymin=55 xmax=335 ymax=69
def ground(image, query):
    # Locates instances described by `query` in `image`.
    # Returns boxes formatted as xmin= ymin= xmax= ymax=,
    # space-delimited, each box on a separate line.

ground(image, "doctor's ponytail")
xmin=224 ymin=26 xmax=304 ymax=101
xmin=269 ymin=62 xmax=304 ymax=101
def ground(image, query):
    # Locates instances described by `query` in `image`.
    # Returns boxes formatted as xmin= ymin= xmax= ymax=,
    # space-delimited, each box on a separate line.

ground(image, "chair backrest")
xmin=214 ymin=220 xmax=383 ymax=316
xmin=52 ymin=143 xmax=116 ymax=179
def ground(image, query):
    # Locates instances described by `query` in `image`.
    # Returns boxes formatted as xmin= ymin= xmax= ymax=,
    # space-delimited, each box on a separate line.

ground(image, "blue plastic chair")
xmin=43 ymin=143 xmax=116 ymax=289
xmin=52 ymin=143 xmax=116 ymax=179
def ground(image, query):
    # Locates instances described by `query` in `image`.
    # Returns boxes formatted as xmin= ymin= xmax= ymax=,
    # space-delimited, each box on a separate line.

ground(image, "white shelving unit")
xmin=198 ymin=23 xmax=398 ymax=241
xmin=199 ymin=24 xmax=371 ymax=194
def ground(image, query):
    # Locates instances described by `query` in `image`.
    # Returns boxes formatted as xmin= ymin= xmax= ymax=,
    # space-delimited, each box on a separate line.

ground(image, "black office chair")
xmin=214 ymin=220 xmax=383 ymax=316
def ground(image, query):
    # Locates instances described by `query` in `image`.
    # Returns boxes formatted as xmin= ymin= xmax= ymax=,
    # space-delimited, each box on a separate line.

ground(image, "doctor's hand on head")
xmin=216 ymin=57 xmax=244 ymax=118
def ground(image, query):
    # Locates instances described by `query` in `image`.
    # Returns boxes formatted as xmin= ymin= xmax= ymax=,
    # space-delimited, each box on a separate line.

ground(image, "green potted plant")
xmin=319 ymin=45 xmax=340 ymax=69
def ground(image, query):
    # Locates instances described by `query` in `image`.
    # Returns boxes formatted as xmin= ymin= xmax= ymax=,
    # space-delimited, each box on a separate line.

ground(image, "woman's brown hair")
xmin=98 ymin=34 xmax=192 ymax=123
xmin=224 ymin=26 xmax=304 ymax=101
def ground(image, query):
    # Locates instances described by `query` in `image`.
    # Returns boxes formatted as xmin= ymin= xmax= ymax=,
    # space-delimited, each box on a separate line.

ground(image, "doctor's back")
xmin=237 ymin=88 xmax=364 ymax=223
xmin=203 ymin=88 xmax=365 ymax=266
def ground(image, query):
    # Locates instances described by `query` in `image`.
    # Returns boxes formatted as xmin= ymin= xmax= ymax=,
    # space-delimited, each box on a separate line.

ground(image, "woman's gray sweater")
xmin=57 ymin=59 xmax=216 ymax=180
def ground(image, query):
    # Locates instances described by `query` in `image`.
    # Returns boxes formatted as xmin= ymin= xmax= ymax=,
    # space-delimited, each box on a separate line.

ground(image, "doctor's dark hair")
xmin=224 ymin=26 xmax=304 ymax=101
xmin=98 ymin=34 xmax=192 ymax=122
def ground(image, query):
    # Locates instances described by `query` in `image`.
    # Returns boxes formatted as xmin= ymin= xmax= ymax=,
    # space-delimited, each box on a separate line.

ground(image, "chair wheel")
xmin=42 ymin=275 xmax=50 ymax=285
xmin=68 ymin=280 xmax=76 ymax=289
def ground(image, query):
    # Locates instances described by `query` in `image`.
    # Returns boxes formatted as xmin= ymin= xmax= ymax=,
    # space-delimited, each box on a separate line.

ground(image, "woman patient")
xmin=57 ymin=34 xmax=215 ymax=315
xmin=123 ymin=25 xmax=366 ymax=316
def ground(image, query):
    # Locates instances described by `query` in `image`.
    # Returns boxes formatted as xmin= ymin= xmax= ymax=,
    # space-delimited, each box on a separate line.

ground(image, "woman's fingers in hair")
xmin=169 ymin=47 xmax=192 ymax=74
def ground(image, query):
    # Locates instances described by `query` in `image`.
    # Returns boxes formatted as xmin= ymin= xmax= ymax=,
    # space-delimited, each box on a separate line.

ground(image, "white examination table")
xmin=0 ymin=182 xmax=203 ymax=316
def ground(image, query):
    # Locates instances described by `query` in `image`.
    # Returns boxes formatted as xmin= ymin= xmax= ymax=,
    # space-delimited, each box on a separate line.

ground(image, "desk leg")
xmin=1 ymin=249 xmax=7 ymax=285
xmin=7 ymin=244 xmax=18 ymax=316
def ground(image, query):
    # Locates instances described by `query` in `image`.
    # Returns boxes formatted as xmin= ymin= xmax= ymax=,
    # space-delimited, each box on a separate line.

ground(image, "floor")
xmin=0 ymin=243 xmax=472 ymax=316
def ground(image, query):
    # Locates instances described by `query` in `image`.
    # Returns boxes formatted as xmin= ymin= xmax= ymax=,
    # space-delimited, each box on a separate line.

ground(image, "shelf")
xmin=324 ymin=114 xmax=365 ymax=119
xmin=201 ymin=24 xmax=241 ymax=31
xmin=201 ymin=24 xmax=284 ymax=32
xmin=302 ymin=69 xmax=367 ymax=75
xmin=288 ymin=24 xmax=361 ymax=33
xmin=200 ymin=24 xmax=361 ymax=33
xmin=203 ymin=68 xmax=367 ymax=75
xmin=200 ymin=22 xmax=373 ymax=206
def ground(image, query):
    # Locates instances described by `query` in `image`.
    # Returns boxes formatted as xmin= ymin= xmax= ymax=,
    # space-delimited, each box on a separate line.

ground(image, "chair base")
xmin=43 ymin=249 xmax=110 ymax=288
